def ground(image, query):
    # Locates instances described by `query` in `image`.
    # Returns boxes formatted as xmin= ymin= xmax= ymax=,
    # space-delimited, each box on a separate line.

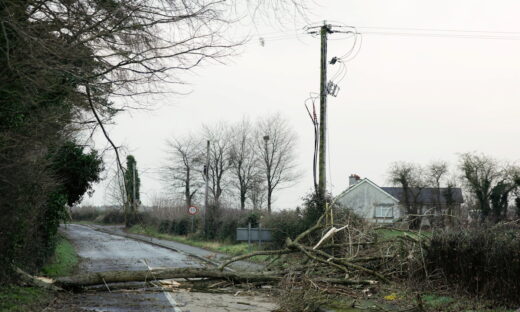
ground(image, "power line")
xmin=245 ymin=24 xmax=520 ymax=45
xmin=355 ymin=25 xmax=520 ymax=36
xmin=359 ymin=30 xmax=520 ymax=40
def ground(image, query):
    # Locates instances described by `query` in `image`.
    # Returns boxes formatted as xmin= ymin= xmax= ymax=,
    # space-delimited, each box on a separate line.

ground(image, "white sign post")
xmin=187 ymin=206 xmax=199 ymax=233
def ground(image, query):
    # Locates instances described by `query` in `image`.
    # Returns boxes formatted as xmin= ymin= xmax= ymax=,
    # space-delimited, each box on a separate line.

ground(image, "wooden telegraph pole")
xmin=203 ymin=140 xmax=210 ymax=231
xmin=318 ymin=22 xmax=330 ymax=200
xmin=307 ymin=21 xmax=347 ymax=218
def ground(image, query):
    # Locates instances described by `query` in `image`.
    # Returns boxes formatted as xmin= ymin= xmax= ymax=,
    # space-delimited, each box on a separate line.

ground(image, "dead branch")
xmin=294 ymin=214 xmax=324 ymax=243
xmin=218 ymin=249 xmax=295 ymax=271
xmin=287 ymin=238 xmax=390 ymax=283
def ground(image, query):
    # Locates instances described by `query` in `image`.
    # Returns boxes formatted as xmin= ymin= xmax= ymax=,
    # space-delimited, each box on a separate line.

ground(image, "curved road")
xmin=64 ymin=224 xmax=203 ymax=272
xmin=52 ymin=224 xmax=276 ymax=312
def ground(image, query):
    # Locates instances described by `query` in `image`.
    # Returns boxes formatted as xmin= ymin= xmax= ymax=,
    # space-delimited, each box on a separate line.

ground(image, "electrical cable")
xmin=355 ymin=25 xmax=520 ymax=36
xmin=359 ymin=30 xmax=520 ymax=40
xmin=304 ymin=93 xmax=320 ymax=193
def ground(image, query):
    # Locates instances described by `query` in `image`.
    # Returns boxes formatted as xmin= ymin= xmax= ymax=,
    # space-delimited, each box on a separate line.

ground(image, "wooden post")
xmin=318 ymin=22 xmax=330 ymax=206
xmin=204 ymin=140 xmax=210 ymax=233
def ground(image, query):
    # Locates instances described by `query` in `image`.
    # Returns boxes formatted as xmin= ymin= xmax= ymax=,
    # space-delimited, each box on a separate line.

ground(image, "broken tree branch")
xmin=218 ymin=249 xmax=296 ymax=271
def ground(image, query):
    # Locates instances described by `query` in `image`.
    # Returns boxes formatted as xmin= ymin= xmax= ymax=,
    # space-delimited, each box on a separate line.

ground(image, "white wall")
xmin=337 ymin=180 xmax=401 ymax=223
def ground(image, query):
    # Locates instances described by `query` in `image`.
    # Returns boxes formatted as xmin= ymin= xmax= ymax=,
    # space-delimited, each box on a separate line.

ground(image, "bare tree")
xmin=105 ymin=163 xmax=129 ymax=208
xmin=202 ymin=122 xmax=233 ymax=207
xmin=229 ymin=119 xmax=259 ymax=210
xmin=255 ymin=114 xmax=300 ymax=213
xmin=388 ymin=162 xmax=426 ymax=228
xmin=427 ymin=161 xmax=449 ymax=215
xmin=164 ymin=135 xmax=203 ymax=208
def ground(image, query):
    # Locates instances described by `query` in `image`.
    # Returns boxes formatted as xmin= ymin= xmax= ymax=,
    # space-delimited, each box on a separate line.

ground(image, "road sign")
xmin=187 ymin=206 xmax=199 ymax=215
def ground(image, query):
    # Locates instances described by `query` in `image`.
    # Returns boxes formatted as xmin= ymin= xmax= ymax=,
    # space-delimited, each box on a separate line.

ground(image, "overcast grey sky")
xmin=83 ymin=0 xmax=520 ymax=210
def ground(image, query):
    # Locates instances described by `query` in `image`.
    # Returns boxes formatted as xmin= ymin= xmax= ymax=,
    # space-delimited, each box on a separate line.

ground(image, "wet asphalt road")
xmin=55 ymin=224 xmax=277 ymax=312
xmin=63 ymin=224 xmax=203 ymax=272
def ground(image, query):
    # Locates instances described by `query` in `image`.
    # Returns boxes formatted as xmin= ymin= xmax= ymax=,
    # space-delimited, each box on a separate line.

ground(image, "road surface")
xmin=88 ymin=224 xmax=264 ymax=271
xmin=49 ymin=224 xmax=277 ymax=312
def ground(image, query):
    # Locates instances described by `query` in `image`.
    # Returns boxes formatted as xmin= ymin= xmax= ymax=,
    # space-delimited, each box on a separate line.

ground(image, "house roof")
xmin=336 ymin=178 xmax=400 ymax=203
xmin=380 ymin=187 xmax=464 ymax=205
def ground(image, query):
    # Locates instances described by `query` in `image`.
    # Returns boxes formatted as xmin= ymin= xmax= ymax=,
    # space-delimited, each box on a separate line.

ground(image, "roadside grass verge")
xmin=41 ymin=235 xmax=79 ymax=278
xmin=128 ymin=224 xmax=271 ymax=261
xmin=0 ymin=236 xmax=78 ymax=312
xmin=0 ymin=286 xmax=52 ymax=312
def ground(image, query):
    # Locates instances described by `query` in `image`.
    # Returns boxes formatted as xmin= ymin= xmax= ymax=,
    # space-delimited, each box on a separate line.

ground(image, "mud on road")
xmin=50 ymin=224 xmax=277 ymax=312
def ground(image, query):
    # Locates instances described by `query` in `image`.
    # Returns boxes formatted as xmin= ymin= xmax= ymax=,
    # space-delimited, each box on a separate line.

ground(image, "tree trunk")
xmin=55 ymin=268 xmax=282 ymax=289
xmin=185 ymin=168 xmax=191 ymax=208
xmin=267 ymin=190 xmax=272 ymax=214
xmin=240 ymin=191 xmax=246 ymax=210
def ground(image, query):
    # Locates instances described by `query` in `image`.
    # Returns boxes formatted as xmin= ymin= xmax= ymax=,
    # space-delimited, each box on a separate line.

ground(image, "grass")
xmin=128 ymin=224 xmax=270 ymax=261
xmin=0 ymin=236 xmax=78 ymax=311
xmin=41 ymin=236 xmax=79 ymax=278
xmin=421 ymin=294 xmax=454 ymax=308
xmin=0 ymin=286 xmax=52 ymax=312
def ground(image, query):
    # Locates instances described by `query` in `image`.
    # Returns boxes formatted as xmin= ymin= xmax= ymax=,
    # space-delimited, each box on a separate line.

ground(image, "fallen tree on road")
xmin=54 ymin=267 xmax=377 ymax=290
xmin=55 ymin=268 xmax=282 ymax=289
xmin=44 ymin=204 xmax=428 ymax=312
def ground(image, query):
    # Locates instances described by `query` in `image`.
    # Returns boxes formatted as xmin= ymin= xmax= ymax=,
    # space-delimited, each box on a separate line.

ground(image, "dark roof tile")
xmin=380 ymin=187 xmax=464 ymax=204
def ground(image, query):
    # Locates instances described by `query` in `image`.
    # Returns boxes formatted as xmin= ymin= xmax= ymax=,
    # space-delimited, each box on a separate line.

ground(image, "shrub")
xmin=425 ymin=223 xmax=520 ymax=305
xmin=215 ymin=209 xmax=248 ymax=242
xmin=70 ymin=206 xmax=102 ymax=221
xmin=171 ymin=217 xmax=191 ymax=236
xmin=158 ymin=220 xmax=171 ymax=233
xmin=101 ymin=209 xmax=125 ymax=224
xmin=263 ymin=209 xmax=306 ymax=248
xmin=202 ymin=206 xmax=249 ymax=241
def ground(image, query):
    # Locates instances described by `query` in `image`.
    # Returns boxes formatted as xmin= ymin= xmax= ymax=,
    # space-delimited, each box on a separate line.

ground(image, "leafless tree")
xmin=229 ymin=118 xmax=259 ymax=210
xmin=164 ymin=135 xmax=203 ymax=208
xmin=255 ymin=114 xmax=300 ymax=213
xmin=388 ymin=161 xmax=426 ymax=228
xmin=202 ymin=122 xmax=233 ymax=207
xmin=106 ymin=167 xmax=127 ymax=207
xmin=427 ymin=161 xmax=449 ymax=215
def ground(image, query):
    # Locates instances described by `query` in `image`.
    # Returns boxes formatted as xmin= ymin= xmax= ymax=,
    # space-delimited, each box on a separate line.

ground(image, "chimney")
xmin=349 ymin=174 xmax=361 ymax=187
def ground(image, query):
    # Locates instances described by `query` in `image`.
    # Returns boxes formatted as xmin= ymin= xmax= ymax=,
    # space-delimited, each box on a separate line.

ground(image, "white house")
xmin=336 ymin=175 xmax=401 ymax=223
xmin=336 ymin=174 xmax=464 ymax=224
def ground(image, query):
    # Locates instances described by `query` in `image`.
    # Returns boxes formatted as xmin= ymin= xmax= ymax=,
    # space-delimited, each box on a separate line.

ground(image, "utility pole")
xmin=132 ymin=165 xmax=136 ymax=214
xmin=203 ymin=140 xmax=210 ymax=230
xmin=307 ymin=21 xmax=348 ymax=217
xmin=318 ymin=22 xmax=330 ymax=200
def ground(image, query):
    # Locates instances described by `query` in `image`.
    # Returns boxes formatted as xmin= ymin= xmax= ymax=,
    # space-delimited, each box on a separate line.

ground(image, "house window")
xmin=375 ymin=206 xmax=393 ymax=219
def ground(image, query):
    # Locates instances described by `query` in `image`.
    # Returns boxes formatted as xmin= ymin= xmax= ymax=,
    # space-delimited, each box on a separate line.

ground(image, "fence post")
xmin=259 ymin=222 xmax=262 ymax=247
xmin=247 ymin=222 xmax=251 ymax=246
